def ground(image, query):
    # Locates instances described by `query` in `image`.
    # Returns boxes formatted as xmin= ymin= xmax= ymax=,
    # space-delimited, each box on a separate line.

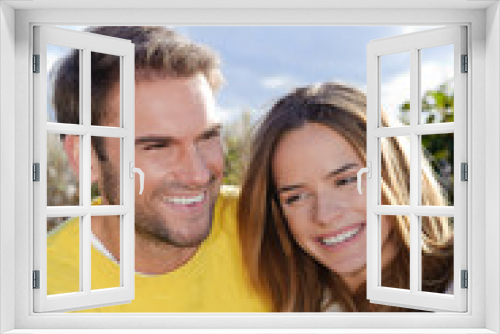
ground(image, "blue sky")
xmin=51 ymin=25 xmax=452 ymax=124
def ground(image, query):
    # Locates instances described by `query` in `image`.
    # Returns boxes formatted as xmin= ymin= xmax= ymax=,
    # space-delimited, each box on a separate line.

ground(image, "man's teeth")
xmin=321 ymin=226 xmax=362 ymax=246
xmin=165 ymin=193 xmax=205 ymax=205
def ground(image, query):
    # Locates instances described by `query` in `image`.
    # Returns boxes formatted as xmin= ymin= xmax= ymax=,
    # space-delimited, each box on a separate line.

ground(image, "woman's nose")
xmin=314 ymin=194 xmax=343 ymax=226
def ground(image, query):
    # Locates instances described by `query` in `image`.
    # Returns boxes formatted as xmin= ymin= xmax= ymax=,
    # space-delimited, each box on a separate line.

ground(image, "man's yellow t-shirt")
xmin=47 ymin=187 xmax=271 ymax=312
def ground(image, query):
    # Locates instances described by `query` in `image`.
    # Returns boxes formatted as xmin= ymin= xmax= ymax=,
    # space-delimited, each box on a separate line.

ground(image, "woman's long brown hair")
xmin=237 ymin=82 xmax=454 ymax=312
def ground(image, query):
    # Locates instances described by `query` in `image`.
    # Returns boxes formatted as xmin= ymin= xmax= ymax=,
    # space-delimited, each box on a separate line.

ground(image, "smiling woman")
xmin=237 ymin=82 xmax=454 ymax=312
xmin=271 ymin=122 xmax=395 ymax=294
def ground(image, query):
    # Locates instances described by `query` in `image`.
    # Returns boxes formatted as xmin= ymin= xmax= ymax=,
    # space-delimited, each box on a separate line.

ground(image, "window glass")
xmin=47 ymin=134 xmax=80 ymax=206
xmin=91 ymin=215 xmax=121 ymax=290
xmin=381 ymin=136 xmax=411 ymax=206
xmin=47 ymin=44 xmax=80 ymax=125
xmin=47 ymin=216 xmax=80 ymax=295
xmin=91 ymin=137 xmax=122 ymax=206
xmin=380 ymin=51 xmax=411 ymax=127
xmin=91 ymin=52 xmax=121 ymax=128
xmin=420 ymin=45 xmax=454 ymax=125
xmin=421 ymin=216 xmax=454 ymax=295
xmin=421 ymin=133 xmax=454 ymax=206
xmin=380 ymin=215 xmax=410 ymax=291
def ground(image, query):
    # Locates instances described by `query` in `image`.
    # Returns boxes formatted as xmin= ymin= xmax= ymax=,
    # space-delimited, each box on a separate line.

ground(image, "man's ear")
xmin=62 ymin=136 xmax=100 ymax=183
xmin=62 ymin=135 xmax=80 ymax=177
xmin=90 ymin=146 xmax=100 ymax=184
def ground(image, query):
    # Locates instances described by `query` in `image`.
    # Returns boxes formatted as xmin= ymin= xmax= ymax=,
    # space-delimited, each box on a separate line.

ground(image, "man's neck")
xmin=91 ymin=215 xmax=199 ymax=275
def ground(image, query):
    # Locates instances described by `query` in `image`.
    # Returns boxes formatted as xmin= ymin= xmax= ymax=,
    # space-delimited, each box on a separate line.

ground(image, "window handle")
xmin=129 ymin=162 xmax=145 ymax=195
xmin=357 ymin=162 xmax=371 ymax=195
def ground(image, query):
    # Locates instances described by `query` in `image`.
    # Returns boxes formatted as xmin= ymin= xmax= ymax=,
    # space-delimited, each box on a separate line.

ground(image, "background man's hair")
xmin=52 ymin=26 xmax=223 ymax=161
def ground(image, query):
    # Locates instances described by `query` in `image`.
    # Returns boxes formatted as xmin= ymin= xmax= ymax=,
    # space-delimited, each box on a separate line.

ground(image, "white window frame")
xmin=365 ymin=26 xmax=467 ymax=313
xmin=32 ymin=26 xmax=136 ymax=312
xmin=0 ymin=4 xmax=498 ymax=334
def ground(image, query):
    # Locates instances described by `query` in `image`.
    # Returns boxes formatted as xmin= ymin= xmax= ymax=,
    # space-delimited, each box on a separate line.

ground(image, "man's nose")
xmin=175 ymin=145 xmax=211 ymax=187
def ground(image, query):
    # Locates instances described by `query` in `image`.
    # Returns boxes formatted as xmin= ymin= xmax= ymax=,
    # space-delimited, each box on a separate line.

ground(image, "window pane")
xmin=91 ymin=215 xmax=121 ymax=290
xmin=421 ymin=216 xmax=454 ymax=294
xmin=47 ymin=133 xmax=80 ymax=206
xmin=380 ymin=136 xmax=411 ymax=206
xmin=421 ymin=133 xmax=454 ymax=206
xmin=380 ymin=215 xmax=410 ymax=291
xmin=47 ymin=216 xmax=80 ymax=295
xmin=47 ymin=44 xmax=80 ymax=125
xmin=420 ymin=45 xmax=454 ymax=125
xmin=91 ymin=137 xmax=121 ymax=205
xmin=380 ymin=51 xmax=411 ymax=127
xmin=91 ymin=52 xmax=121 ymax=128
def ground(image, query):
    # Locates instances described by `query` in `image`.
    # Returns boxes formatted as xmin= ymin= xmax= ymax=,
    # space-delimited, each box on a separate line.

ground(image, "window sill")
xmin=4 ymin=329 xmax=498 ymax=334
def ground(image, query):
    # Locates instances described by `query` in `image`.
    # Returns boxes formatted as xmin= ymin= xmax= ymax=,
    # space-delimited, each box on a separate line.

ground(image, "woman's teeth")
xmin=164 ymin=193 xmax=205 ymax=205
xmin=320 ymin=226 xmax=362 ymax=246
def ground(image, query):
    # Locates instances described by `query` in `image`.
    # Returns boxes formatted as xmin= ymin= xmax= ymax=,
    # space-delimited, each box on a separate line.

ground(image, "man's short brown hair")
xmin=53 ymin=26 xmax=223 ymax=161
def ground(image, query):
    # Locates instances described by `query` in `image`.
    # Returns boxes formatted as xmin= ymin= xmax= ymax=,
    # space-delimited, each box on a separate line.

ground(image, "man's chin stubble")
xmin=134 ymin=201 xmax=216 ymax=248
xmin=134 ymin=220 xmax=212 ymax=248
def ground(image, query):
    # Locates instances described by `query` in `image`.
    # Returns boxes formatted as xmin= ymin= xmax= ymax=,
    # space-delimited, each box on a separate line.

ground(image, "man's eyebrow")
xmin=196 ymin=124 xmax=223 ymax=140
xmin=277 ymin=163 xmax=359 ymax=194
xmin=135 ymin=125 xmax=222 ymax=145
xmin=326 ymin=163 xmax=359 ymax=178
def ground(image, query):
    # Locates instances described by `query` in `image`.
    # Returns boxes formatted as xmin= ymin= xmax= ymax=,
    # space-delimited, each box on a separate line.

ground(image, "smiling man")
xmin=47 ymin=26 xmax=271 ymax=312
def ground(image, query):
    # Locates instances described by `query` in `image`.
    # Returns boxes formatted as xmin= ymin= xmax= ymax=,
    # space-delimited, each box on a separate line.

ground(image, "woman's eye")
xmin=336 ymin=176 xmax=357 ymax=187
xmin=284 ymin=193 xmax=308 ymax=205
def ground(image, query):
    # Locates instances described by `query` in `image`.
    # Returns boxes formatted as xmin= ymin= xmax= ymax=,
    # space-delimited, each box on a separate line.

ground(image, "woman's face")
xmin=272 ymin=122 xmax=393 ymax=288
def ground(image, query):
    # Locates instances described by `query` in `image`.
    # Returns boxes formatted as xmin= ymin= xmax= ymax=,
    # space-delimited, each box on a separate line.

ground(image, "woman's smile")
xmin=317 ymin=223 xmax=366 ymax=249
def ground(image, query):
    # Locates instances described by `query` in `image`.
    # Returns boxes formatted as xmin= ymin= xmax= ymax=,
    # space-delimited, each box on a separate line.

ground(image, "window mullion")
xmin=122 ymin=52 xmax=135 ymax=292
xmin=409 ymin=47 xmax=420 ymax=294
xmin=82 ymin=212 xmax=91 ymax=294
xmin=81 ymin=48 xmax=92 ymax=294
xmin=78 ymin=49 xmax=84 ymax=293
xmin=90 ymin=205 xmax=129 ymax=216
xmin=373 ymin=205 xmax=455 ymax=217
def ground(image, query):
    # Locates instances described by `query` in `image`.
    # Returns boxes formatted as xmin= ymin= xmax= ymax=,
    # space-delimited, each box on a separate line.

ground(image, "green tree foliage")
xmin=400 ymin=83 xmax=454 ymax=124
xmin=222 ymin=110 xmax=254 ymax=186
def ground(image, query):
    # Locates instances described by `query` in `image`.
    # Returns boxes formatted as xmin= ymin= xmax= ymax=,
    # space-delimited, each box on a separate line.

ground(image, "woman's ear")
xmin=63 ymin=136 xmax=100 ymax=183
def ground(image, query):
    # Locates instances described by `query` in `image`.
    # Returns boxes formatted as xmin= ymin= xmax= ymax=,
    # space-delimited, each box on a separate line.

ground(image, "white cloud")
xmin=261 ymin=75 xmax=297 ymax=90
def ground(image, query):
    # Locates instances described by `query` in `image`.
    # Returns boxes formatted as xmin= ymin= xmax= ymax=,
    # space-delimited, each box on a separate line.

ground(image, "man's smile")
xmin=161 ymin=191 xmax=209 ymax=211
